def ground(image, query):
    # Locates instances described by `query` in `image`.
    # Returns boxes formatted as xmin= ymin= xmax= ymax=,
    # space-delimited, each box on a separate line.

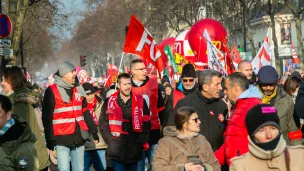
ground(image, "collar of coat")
xmin=248 ymin=135 xmax=286 ymax=160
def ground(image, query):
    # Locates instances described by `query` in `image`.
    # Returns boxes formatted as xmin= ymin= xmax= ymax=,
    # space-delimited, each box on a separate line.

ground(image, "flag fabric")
xmin=203 ymin=29 xmax=228 ymax=76
xmin=123 ymin=15 xmax=168 ymax=75
xmin=251 ymin=32 xmax=271 ymax=74
xmin=285 ymin=59 xmax=292 ymax=72
xmin=230 ymin=45 xmax=242 ymax=69
xmin=292 ymin=43 xmax=300 ymax=64
xmin=222 ymin=40 xmax=236 ymax=74
xmin=105 ymin=64 xmax=118 ymax=87
xmin=164 ymin=44 xmax=178 ymax=73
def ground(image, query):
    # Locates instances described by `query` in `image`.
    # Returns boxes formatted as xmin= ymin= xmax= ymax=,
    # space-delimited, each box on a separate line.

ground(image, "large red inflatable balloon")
xmin=159 ymin=37 xmax=175 ymax=53
xmin=188 ymin=18 xmax=227 ymax=63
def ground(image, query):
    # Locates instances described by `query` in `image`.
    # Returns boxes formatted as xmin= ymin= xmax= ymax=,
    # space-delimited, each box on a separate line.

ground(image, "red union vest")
xmin=173 ymin=90 xmax=185 ymax=108
xmin=50 ymin=84 xmax=88 ymax=136
xmin=106 ymin=91 xmax=150 ymax=137
xmin=132 ymin=77 xmax=160 ymax=130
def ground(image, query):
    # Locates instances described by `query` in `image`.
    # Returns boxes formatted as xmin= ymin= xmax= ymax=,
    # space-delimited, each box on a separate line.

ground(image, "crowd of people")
xmin=1 ymin=59 xmax=304 ymax=171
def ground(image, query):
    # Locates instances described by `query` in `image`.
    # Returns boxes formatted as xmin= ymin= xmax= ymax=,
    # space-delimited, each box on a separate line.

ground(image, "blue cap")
xmin=257 ymin=65 xmax=278 ymax=84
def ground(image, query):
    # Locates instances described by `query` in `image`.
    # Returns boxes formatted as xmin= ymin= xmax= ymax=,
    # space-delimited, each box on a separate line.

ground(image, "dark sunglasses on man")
xmin=182 ymin=78 xmax=194 ymax=83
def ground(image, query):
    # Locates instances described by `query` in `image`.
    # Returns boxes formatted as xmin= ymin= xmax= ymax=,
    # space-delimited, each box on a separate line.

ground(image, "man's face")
xmin=182 ymin=77 xmax=195 ymax=90
xmin=118 ymin=78 xmax=132 ymax=97
xmin=0 ymin=105 xmax=11 ymax=130
xmin=239 ymin=63 xmax=253 ymax=79
xmin=203 ymin=76 xmax=223 ymax=99
xmin=1 ymin=77 xmax=12 ymax=94
xmin=259 ymin=83 xmax=276 ymax=96
xmin=224 ymin=78 xmax=238 ymax=103
xmin=131 ymin=62 xmax=147 ymax=82
xmin=62 ymin=70 xmax=76 ymax=85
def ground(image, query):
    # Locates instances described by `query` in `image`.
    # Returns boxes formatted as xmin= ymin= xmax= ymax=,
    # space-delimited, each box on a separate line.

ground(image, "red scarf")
xmin=84 ymin=98 xmax=98 ymax=125
xmin=107 ymin=91 xmax=143 ymax=133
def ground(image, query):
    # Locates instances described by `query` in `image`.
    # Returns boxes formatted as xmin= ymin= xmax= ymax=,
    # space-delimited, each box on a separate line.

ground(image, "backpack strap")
xmin=165 ymin=137 xmax=190 ymax=156
xmin=165 ymin=136 xmax=206 ymax=157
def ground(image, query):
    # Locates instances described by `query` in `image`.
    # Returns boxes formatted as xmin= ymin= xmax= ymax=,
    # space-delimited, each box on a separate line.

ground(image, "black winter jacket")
xmin=169 ymin=90 xmax=228 ymax=151
xmin=99 ymin=93 xmax=151 ymax=164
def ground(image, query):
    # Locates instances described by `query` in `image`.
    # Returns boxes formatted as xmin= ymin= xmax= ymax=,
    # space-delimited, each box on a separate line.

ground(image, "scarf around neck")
xmin=259 ymin=86 xmax=277 ymax=104
xmin=54 ymin=75 xmax=87 ymax=103
xmin=0 ymin=117 xmax=15 ymax=136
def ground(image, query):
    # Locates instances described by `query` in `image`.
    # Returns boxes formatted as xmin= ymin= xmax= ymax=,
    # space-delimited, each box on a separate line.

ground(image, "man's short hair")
xmin=130 ymin=59 xmax=144 ymax=69
xmin=117 ymin=73 xmax=131 ymax=83
xmin=198 ymin=70 xmax=222 ymax=89
xmin=237 ymin=60 xmax=250 ymax=70
xmin=0 ymin=95 xmax=12 ymax=113
xmin=226 ymin=72 xmax=249 ymax=91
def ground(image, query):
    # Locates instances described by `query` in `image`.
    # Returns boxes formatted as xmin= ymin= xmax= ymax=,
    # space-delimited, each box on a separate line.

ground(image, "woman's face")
xmin=254 ymin=125 xmax=279 ymax=143
xmin=183 ymin=113 xmax=201 ymax=133
xmin=165 ymin=87 xmax=172 ymax=96
xmin=1 ymin=77 xmax=12 ymax=94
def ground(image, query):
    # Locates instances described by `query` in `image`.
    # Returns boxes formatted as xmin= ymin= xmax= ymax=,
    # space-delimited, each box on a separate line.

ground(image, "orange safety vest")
xmin=132 ymin=77 xmax=160 ymax=130
xmin=50 ymin=84 xmax=88 ymax=136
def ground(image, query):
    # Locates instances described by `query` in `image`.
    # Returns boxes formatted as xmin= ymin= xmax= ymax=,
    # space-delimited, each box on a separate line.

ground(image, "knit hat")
xmin=257 ymin=66 xmax=278 ymax=84
xmin=181 ymin=64 xmax=196 ymax=78
xmin=246 ymin=104 xmax=280 ymax=137
xmin=82 ymin=82 xmax=97 ymax=95
xmin=58 ymin=61 xmax=76 ymax=77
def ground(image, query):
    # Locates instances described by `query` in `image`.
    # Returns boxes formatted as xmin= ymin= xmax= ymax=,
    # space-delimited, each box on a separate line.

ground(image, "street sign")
xmin=0 ymin=39 xmax=11 ymax=47
xmin=0 ymin=14 xmax=12 ymax=38
xmin=0 ymin=48 xmax=13 ymax=57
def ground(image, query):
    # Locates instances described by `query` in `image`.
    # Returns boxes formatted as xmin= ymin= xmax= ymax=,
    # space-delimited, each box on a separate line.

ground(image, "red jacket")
xmin=214 ymin=96 xmax=261 ymax=166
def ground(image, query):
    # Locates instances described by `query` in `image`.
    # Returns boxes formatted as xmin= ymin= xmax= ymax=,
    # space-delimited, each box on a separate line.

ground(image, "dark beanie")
xmin=246 ymin=104 xmax=280 ymax=137
xmin=181 ymin=64 xmax=196 ymax=78
xmin=257 ymin=66 xmax=278 ymax=84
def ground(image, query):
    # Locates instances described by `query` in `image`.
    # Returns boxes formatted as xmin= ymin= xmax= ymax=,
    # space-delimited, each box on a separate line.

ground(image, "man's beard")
xmin=262 ymin=90 xmax=274 ymax=96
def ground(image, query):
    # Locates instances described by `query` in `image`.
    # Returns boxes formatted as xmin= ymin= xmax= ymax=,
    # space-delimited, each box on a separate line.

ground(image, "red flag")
xmin=105 ymin=65 xmax=118 ymax=87
xmin=223 ymin=40 xmax=236 ymax=74
xmin=123 ymin=15 xmax=168 ymax=75
xmin=292 ymin=43 xmax=300 ymax=64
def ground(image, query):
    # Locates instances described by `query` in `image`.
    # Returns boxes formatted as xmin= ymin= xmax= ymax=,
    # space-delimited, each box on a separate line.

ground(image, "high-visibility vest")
xmin=132 ymin=77 xmax=160 ymax=130
xmin=50 ymin=84 xmax=88 ymax=136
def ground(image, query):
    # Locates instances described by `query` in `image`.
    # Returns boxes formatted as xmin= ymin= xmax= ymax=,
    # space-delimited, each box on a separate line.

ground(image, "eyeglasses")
xmin=134 ymin=68 xmax=146 ymax=71
xmin=183 ymin=79 xmax=194 ymax=83
xmin=191 ymin=117 xmax=200 ymax=123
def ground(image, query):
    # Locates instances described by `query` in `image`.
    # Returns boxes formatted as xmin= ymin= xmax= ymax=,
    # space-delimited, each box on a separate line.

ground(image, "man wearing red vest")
xmin=129 ymin=59 xmax=165 ymax=171
xmin=99 ymin=73 xmax=151 ymax=171
xmin=166 ymin=64 xmax=198 ymax=126
xmin=42 ymin=61 xmax=99 ymax=171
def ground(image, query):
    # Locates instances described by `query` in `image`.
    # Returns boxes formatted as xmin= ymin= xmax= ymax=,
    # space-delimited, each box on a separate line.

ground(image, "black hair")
xmin=117 ymin=73 xmax=131 ymax=83
xmin=226 ymin=72 xmax=249 ymax=91
xmin=0 ymin=95 xmax=12 ymax=113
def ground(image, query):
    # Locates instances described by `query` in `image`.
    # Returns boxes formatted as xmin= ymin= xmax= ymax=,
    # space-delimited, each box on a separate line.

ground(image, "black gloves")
xmin=46 ymin=140 xmax=56 ymax=151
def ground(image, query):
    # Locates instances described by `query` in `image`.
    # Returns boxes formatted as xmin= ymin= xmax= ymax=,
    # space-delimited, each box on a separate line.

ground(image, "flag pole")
xmin=118 ymin=52 xmax=126 ymax=73
xmin=149 ymin=66 xmax=155 ymax=77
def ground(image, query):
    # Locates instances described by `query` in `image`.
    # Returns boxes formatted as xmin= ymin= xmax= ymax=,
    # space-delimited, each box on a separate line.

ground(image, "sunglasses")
xmin=183 ymin=79 xmax=194 ymax=83
xmin=191 ymin=117 xmax=200 ymax=123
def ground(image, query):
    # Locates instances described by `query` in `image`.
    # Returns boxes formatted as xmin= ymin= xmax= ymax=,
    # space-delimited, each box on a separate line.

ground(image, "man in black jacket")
xmin=171 ymin=70 xmax=228 ymax=151
xmin=42 ymin=61 xmax=98 ymax=171
xmin=99 ymin=73 xmax=151 ymax=171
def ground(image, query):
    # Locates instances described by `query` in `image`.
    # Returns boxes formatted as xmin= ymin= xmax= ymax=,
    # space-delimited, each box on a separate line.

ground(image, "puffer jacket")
xmin=9 ymin=87 xmax=49 ymax=170
xmin=215 ymin=86 xmax=262 ymax=166
xmin=0 ymin=115 xmax=39 ymax=171
xmin=152 ymin=126 xmax=220 ymax=171
xmin=230 ymin=135 xmax=304 ymax=171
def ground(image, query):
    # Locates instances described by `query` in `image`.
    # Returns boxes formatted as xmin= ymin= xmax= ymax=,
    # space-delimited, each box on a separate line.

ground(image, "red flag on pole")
xmin=123 ymin=15 xmax=168 ymax=75
xmin=292 ymin=43 xmax=300 ymax=64
xmin=105 ymin=64 xmax=118 ymax=87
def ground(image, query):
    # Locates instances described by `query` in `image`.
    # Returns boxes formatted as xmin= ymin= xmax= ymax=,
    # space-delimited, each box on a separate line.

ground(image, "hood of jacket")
xmin=237 ymin=85 xmax=262 ymax=100
xmin=0 ymin=115 xmax=36 ymax=155
xmin=248 ymin=135 xmax=286 ymax=160
xmin=9 ymin=86 xmax=39 ymax=105
xmin=163 ymin=126 xmax=199 ymax=140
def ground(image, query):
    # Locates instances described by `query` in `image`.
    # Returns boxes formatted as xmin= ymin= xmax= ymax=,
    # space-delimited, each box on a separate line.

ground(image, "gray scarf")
xmin=54 ymin=75 xmax=87 ymax=103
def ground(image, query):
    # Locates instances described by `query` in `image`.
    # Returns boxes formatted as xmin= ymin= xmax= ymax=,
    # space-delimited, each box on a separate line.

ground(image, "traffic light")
xmin=80 ymin=55 xmax=86 ymax=67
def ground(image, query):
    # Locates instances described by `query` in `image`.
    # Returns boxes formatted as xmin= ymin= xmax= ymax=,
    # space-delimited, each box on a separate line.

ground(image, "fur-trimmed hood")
xmin=9 ymin=87 xmax=39 ymax=105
